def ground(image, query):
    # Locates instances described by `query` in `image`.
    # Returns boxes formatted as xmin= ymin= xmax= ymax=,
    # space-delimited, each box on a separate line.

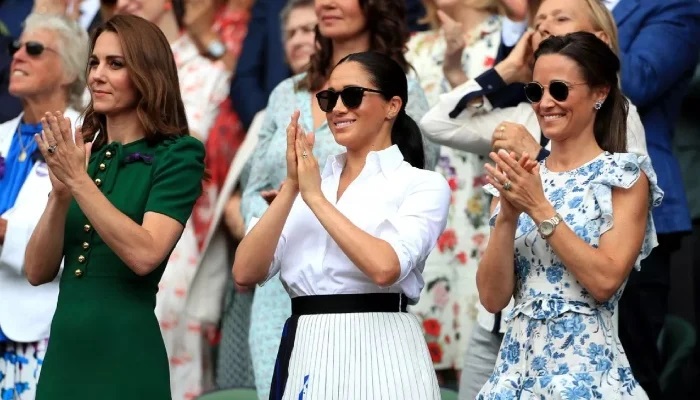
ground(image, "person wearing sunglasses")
xmin=0 ymin=13 xmax=87 ymax=399
xmin=234 ymin=50 xmax=450 ymax=400
xmin=476 ymin=32 xmax=661 ymax=399
xmin=237 ymin=0 xmax=435 ymax=397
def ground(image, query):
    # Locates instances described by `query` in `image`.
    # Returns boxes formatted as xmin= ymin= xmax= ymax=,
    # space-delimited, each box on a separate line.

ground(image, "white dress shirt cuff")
xmin=0 ymin=215 xmax=33 ymax=275
xmin=500 ymin=16 xmax=529 ymax=47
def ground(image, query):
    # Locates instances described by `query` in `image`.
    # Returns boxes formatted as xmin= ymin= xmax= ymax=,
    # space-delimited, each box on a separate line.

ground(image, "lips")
xmin=542 ymin=114 xmax=565 ymax=121
xmin=11 ymin=69 xmax=28 ymax=76
xmin=333 ymin=119 xmax=355 ymax=128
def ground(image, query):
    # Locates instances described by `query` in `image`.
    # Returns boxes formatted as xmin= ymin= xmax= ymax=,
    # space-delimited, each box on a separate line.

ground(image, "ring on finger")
xmin=503 ymin=181 xmax=513 ymax=191
xmin=47 ymin=144 xmax=57 ymax=154
xmin=302 ymin=151 xmax=308 ymax=158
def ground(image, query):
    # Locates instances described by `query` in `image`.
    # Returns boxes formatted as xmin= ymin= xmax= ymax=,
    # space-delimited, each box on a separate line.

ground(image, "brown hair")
xmin=81 ymin=14 xmax=189 ymax=149
xmin=300 ymin=0 xmax=412 ymax=92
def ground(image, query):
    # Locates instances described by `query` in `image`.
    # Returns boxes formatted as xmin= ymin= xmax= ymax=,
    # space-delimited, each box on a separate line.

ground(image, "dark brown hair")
xmin=300 ymin=0 xmax=411 ymax=92
xmin=81 ymin=14 xmax=189 ymax=149
xmin=534 ymin=32 xmax=628 ymax=153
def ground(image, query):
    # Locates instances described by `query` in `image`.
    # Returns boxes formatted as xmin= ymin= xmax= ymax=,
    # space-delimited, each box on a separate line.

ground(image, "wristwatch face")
xmin=539 ymin=220 xmax=555 ymax=237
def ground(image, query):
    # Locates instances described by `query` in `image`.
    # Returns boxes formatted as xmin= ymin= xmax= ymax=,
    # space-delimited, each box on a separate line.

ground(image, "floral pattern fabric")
xmin=0 ymin=340 xmax=47 ymax=400
xmin=477 ymin=152 xmax=663 ymax=399
xmin=405 ymin=15 xmax=501 ymax=370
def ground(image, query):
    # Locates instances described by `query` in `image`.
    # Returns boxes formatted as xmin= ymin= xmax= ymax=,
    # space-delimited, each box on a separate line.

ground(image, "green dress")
xmin=36 ymin=135 xmax=205 ymax=399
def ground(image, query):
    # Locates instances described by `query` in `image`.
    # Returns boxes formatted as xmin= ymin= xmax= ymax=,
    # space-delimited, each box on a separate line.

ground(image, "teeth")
xmin=544 ymin=115 xmax=564 ymax=120
xmin=12 ymin=70 xmax=27 ymax=76
xmin=335 ymin=120 xmax=355 ymax=128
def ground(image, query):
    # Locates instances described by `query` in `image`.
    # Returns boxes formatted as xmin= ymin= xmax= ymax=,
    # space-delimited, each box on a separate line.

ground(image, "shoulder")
xmin=0 ymin=114 xmax=21 ymax=132
xmin=593 ymin=152 xmax=663 ymax=205
xmin=400 ymin=164 xmax=451 ymax=195
xmin=153 ymin=135 xmax=205 ymax=160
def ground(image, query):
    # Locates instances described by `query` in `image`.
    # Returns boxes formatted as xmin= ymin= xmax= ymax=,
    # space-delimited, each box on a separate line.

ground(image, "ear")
xmin=386 ymin=95 xmax=403 ymax=120
xmin=593 ymin=85 xmax=611 ymax=104
xmin=593 ymin=30 xmax=611 ymax=48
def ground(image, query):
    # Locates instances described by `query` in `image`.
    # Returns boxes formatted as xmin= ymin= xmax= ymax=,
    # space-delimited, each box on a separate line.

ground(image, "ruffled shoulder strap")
xmin=590 ymin=152 xmax=664 ymax=268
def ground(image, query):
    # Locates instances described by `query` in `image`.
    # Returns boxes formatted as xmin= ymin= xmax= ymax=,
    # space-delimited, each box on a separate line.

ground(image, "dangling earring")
xmin=594 ymin=100 xmax=603 ymax=110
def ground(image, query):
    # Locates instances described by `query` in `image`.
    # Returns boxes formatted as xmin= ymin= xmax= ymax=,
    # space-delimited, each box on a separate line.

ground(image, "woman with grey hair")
xmin=0 ymin=12 xmax=87 ymax=399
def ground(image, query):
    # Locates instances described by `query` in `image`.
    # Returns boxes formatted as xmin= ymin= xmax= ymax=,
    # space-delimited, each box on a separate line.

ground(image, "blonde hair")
xmin=530 ymin=0 xmax=620 ymax=55
xmin=420 ymin=0 xmax=500 ymax=29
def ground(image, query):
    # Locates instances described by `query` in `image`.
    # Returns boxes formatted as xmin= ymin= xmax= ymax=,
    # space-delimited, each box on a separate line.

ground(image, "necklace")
xmin=16 ymin=128 xmax=30 ymax=162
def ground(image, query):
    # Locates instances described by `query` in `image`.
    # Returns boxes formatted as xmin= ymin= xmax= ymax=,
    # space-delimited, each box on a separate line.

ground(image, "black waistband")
xmin=291 ymin=293 xmax=409 ymax=315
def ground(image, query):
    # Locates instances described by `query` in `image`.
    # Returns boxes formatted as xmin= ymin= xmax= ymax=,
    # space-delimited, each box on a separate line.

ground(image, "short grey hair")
xmin=23 ymin=13 xmax=89 ymax=110
xmin=279 ymin=0 xmax=315 ymax=28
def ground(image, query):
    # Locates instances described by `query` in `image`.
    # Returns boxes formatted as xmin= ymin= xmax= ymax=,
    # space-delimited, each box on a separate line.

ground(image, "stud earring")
xmin=594 ymin=100 xmax=603 ymax=110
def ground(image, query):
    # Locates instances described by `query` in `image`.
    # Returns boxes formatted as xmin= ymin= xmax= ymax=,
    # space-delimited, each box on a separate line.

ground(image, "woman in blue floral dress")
xmin=475 ymin=32 xmax=662 ymax=399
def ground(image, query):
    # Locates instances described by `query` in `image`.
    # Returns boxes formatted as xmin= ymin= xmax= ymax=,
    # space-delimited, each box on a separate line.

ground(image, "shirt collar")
xmin=321 ymin=145 xmax=405 ymax=179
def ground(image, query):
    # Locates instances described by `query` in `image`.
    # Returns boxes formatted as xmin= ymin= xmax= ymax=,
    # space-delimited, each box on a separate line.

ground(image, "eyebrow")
xmin=89 ymin=54 xmax=125 ymax=60
xmin=536 ymin=9 xmax=564 ymax=20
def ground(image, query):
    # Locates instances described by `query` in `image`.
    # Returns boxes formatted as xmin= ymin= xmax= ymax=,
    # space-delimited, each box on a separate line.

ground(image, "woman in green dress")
xmin=24 ymin=15 xmax=205 ymax=399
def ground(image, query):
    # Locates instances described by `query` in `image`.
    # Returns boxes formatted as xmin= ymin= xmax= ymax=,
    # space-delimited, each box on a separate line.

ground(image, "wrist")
xmin=529 ymin=204 xmax=557 ymax=224
xmin=494 ymin=62 xmax=518 ymax=85
xmin=65 ymin=172 xmax=92 ymax=195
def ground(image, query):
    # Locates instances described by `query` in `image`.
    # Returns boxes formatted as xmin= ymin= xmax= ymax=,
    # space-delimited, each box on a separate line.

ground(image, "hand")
xmin=33 ymin=0 xmax=82 ymax=20
xmin=260 ymin=180 xmax=287 ymax=205
xmin=35 ymin=111 xmax=93 ymax=193
xmin=499 ymin=0 xmax=530 ymax=21
xmin=438 ymin=10 xmax=468 ymax=87
xmin=285 ymin=111 xmax=302 ymax=187
xmin=223 ymin=191 xmax=245 ymax=240
xmin=485 ymin=151 xmax=537 ymax=222
xmin=183 ymin=0 xmax=218 ymax=41
xmin=491 ymin=122 xmax=542 ymax=158
xmin=486 ymin=149 xmax=550 ymax=217
xmin=294 ymin=120 xmax=320 ymax=204
xmin=494 ymin=29 xmax=535 ymax=85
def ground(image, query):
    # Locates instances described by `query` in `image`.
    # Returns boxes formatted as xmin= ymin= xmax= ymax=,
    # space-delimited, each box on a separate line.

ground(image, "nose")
xmin=89 ymin=62 xmax=107 ymax=83
xmin=537 ymin=19 xmax=551 ymax=39
xmin=539 ymin=88 xmax=557 ymax=108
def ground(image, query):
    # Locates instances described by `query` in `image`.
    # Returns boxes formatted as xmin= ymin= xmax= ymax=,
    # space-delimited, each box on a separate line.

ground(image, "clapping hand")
xmin=438 ymin=10 xmax=468 ymax=87
xmin=491 ymin=122 xmax=542 ymax=158
xmin=34 ymin=111 xmax=92 ymax=198
xmin=485 ymin=149 xmax=548 ymax=218
xmin=484 ymin=150 xmax=538 ymax=222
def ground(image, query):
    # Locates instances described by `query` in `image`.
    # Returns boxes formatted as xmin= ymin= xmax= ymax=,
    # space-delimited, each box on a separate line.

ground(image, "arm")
xmin=24 ymin=196 xmax=70 ymax=285
xmin=619 ymin=0 xmax=700 ymax=108
xmin=476 ymin=198 xmax=518 ymax=313
xmin=420 ymin=90 xmax=539 ymax=156
xmin=528 ymin=176 xmax=650 ymax=302
xmin=233 ymin=182 xmax=297 ymax=286
xmin=303 ymin=177 xmax=451 ymax=287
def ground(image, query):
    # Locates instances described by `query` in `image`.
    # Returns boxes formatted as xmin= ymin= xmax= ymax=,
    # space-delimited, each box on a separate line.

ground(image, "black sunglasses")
xmin=316 ymin=86 xmax=385 ymax=112
xmin=8 ymin=40 xmax=56 ymax=57
xmin=524 ymin=80 xmax=586 ymax=103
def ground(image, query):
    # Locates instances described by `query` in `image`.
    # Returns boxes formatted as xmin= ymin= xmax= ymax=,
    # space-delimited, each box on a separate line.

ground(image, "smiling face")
xmin=531 ymin=53 xmax=608 ymax=142
xmin=315 ymin=0 xmax=367 ymax=41
xmin=531 ymin=0 xmax=598 ymax=50
xmin=323 ymin=61 xmax=400 ymax=150
xmin=87 ymin=31 xmax=139 ymax=116
xmin=9 ymin=28 xmax=69 ymax=101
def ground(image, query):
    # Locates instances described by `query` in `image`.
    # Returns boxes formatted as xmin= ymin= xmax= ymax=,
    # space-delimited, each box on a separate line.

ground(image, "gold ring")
xmin=503 ymin=181 xmax=512 ymax=191
xmin=499 ymin=126 xmax=505 ymax=132
xmin=302 ymin=151 xmax=308 ymax=158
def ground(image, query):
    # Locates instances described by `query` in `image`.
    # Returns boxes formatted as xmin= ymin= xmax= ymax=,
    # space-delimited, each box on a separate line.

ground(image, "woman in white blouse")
xmin=233 ymin=51 xmax=451 ymax=400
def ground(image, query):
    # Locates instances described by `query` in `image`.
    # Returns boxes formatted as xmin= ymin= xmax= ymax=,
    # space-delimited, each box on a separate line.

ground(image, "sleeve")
xmin=240 ymin=81 xmax=287 ymax=226
xmin=0 ymin=209 xmax=44 ymax=274
xmin=625 ymin=101 xmax=648 ymax=156
xmin=229 ymin=0 xmax=290 ymax=129
xmin=619 ymin=0 xmax=700 ymax=108
xmin=145 ymin=136 xmax=206 ymax=225
xmin=500 ymin=16 xmax=528 ymax=47
xmin=183 ymin=64 xmax=231 ymax=139
xmin=420 ymin=87 xmax=539 ymax=156
xmin=406 ymin=78 xmax=440 ymax=170
xmin=374 ymin=173 xmax=451 ymax=284
xmin=591 ymin=153 xmax=664 ymax=269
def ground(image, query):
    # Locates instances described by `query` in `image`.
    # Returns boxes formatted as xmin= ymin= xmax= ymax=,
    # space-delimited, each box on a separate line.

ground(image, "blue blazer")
xmin=229 ymin=0 xmax=290 ymax=130
xmin=457 ymin=0 xmax=700 ymax=234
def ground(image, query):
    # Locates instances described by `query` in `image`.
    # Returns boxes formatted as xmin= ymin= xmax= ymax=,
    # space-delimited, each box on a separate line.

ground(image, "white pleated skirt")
xmin=278 ymin=312 xmax=440 ymax=400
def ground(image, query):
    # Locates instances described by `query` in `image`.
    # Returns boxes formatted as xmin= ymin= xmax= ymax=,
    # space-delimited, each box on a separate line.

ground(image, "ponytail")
xmin=391 ymin=109 xmax=425 ymax=169
xmin=594 ymin=87 xmax=628 ymax=153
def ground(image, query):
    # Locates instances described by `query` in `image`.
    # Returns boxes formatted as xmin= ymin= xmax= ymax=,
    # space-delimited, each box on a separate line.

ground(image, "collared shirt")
xmin=259 ymin=145 xmax=450 ymax=302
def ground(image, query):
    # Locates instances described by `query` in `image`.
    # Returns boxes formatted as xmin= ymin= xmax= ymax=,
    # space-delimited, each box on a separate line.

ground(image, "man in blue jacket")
xmin=448 ymin=0 xmax=700 ymax=398
xmin=230 ymin=0 xmax=427 ymax=129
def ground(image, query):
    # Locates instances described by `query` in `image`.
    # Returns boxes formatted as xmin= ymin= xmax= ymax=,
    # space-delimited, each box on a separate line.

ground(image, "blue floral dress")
xmin=477 ymin=152 xmax=663 ymax=400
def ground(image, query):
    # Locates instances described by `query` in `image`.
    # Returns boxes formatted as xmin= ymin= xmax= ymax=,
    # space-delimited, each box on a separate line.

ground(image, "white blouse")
xmin=257 ymin=145 xmax=451 ymax=302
